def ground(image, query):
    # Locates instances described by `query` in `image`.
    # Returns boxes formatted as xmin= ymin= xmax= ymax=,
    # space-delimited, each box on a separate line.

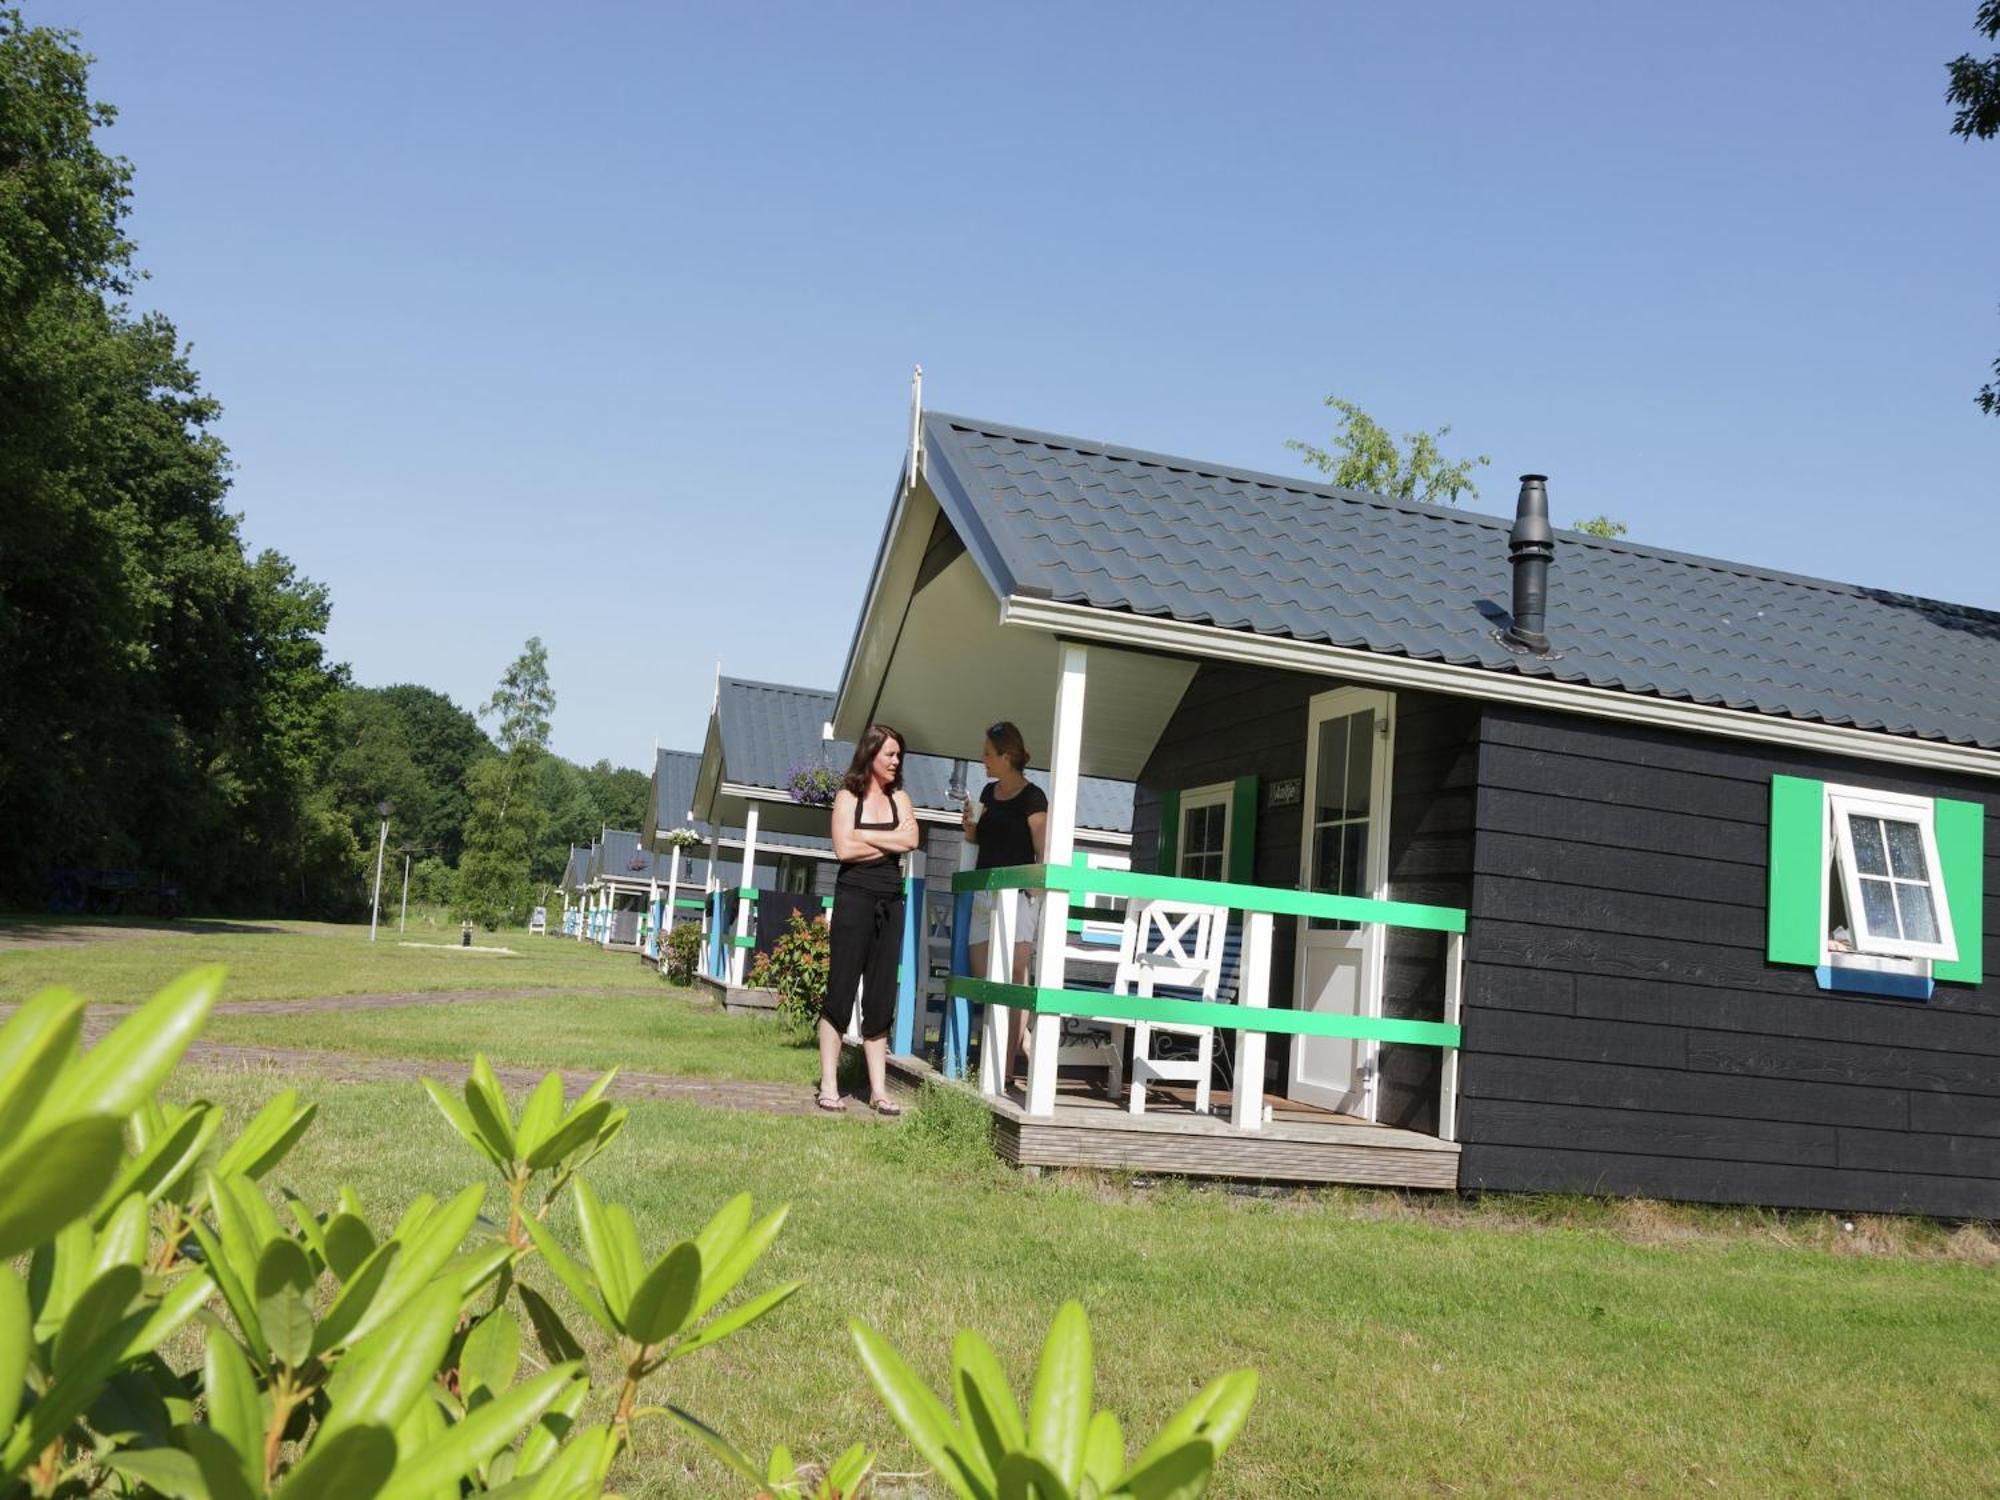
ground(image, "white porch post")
xmin=663 ymin=855 xmax=682 ymax=971
xmin=733 ymin=804 xmax=761 ymax=986
xmin=646 ymin=876 xmax=659 ymax=957
xmin=1024 ymin=642 xmax=1087 ymax=1117
xmin=1230 ymin=911 xmax=1275 ymax=1130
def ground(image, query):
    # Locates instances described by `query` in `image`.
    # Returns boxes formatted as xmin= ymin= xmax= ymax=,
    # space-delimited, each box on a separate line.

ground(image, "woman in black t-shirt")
xmin=960 ymin=720 xmax=1048 ymax=1087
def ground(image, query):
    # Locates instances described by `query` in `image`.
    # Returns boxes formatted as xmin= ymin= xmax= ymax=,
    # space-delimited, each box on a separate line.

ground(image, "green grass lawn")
xmin=167 ymin=1060 xmax=2000 ymax=1499
xmin=0 ymin=917 xmax=658 ymax=1005
xmin=200 ymin=989 xmax=818 ymax=1084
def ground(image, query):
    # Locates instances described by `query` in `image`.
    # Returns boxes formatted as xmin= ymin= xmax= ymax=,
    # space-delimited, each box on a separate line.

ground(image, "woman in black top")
xmin=818 ymin=723 xmax=919 ymax=1114
xmin=960 ymin=720 xmax=1048 ymax=1087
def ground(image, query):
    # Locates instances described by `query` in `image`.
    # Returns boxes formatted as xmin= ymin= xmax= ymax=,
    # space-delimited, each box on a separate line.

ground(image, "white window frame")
xmin=1822 ymin=784 xmax=1957 ymax=965
xmin=1175 ymin=783 xmax=1234 ymax=884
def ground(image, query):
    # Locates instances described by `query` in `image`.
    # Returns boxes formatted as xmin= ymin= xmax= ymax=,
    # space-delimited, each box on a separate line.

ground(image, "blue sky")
xmin=44 ymin=1 xmax=1999 ymax=766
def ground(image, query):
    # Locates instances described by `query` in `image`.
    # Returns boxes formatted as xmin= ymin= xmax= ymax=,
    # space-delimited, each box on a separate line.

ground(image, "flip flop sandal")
xmin=868 ymin=1098 xmax=904 ymax=1117
xmin=815 ymin=1093 xmax=847 ymax=1113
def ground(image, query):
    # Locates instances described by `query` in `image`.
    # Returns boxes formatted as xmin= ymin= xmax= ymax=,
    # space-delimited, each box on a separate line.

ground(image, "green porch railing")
xmin=943 ymin=862 xmax=1467 ymax=1138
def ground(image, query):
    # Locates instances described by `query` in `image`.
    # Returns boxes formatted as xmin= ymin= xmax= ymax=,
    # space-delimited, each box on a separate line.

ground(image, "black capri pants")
xmin=822 ymin=884 xmax=904 ymax=1040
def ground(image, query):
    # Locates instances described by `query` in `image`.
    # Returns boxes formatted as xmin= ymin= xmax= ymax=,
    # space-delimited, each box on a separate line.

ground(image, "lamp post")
xmin=368 ymin=800 xmax=393 ymax=943
xmin=399 ymin=846 xmax=413 ymax=934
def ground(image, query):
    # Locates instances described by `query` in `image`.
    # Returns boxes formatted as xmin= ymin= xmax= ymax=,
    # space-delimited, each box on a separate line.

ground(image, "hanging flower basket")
xmin=787 ymin=763 xmax=843 ymax=807
xmin=660 ymin=827 xmax=703 ymax=850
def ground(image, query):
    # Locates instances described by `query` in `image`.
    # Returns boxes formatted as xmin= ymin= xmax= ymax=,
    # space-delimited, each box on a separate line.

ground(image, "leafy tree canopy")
xmin=1947 ymin=0 xmax=2000 ymax=414
xmin=1288 ymin=395 xmax=1491 ymax=507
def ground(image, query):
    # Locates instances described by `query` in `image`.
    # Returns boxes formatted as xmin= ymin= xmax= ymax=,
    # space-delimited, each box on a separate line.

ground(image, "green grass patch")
xmin=166 ymin=1062 xmax=2000 ymax=1499
xmin=0 ymin=917 xmax=657 ymax=1005
xmin=201 ymin=989 xmax=819 ymax=1085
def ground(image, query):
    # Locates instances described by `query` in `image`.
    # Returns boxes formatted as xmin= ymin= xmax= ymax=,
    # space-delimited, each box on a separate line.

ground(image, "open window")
xmin=1824 ymin=787 xmax=1955 ymax=963
xmin=1768 ymin=775 xmax=1984 ymax=997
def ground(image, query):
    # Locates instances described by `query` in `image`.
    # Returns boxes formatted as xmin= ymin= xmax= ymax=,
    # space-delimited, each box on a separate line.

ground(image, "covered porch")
xmin=836 ymin=413 xmax=1469 ymax=1183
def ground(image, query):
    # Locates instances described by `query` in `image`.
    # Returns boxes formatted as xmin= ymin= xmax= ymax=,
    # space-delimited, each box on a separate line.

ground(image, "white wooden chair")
xmin=1119 ymin=899 xmax=1229 ymax=1115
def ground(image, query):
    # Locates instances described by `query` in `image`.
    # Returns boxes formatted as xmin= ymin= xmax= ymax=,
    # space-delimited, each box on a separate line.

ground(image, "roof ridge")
xmin=926 ymin=410 xmax=2000 ymax=620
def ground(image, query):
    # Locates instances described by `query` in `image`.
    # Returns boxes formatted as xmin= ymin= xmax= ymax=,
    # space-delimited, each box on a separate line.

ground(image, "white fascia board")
xmin=1001 ymin=595 xmax=2000 ymax=782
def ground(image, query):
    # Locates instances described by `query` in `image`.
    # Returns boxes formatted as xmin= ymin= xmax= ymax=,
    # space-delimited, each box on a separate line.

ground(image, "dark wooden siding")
xmin=1459 ymin=705 xmax=2000 ymax=1219
xmin=1136 ymin=663 xmax=1478 ymax=1130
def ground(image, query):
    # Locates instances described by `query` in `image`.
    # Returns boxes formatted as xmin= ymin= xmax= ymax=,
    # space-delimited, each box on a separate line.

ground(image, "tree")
xmin=1288 ymin=396 xmax=1491 ymax=506
xmin=455 ymin=639 xmax=554 ymax=928
xmin=376 ymin=683 xmax=490 ymax=861
xmin=1572 ymin=515 xmax=1630 ymax=539
xmin=0 ymin=11 xmax=346 ymax=912
xmin=1947 ymin=0 xmax=2000 ymax=414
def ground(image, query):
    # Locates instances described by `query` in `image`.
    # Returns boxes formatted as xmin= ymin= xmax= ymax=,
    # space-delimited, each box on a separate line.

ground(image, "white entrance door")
xmin=1289 ymin=686 xmax=1394 ymax=1117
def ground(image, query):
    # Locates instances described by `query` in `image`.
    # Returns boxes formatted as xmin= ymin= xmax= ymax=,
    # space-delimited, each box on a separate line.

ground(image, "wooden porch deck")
xmin=885 ymin=1057 xmax=1461 ymax=1189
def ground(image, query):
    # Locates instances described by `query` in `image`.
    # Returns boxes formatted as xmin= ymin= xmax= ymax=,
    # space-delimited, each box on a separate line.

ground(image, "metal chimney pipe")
xmin=1505 ymin=474 xmax=1554 ymax=653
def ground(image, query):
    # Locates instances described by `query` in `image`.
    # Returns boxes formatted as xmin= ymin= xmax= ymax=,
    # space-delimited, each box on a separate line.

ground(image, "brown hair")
xmin=985 ymin=720 xmax=1030 ymax=772
xmin=842 ymin=724 xmax=907 ymax=797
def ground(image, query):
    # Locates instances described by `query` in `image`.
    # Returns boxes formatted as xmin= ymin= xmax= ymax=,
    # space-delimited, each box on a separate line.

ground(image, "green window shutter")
xmin=1229 ymin=775 xmax=1259 ymax=885
xmin=1768 ymin=775 xmax=1825 ymax=966
xmin=1934 ymin=798 xmax=1985 ymax=985
xmin=1156 ymin=790 xmax=1180 ymax=875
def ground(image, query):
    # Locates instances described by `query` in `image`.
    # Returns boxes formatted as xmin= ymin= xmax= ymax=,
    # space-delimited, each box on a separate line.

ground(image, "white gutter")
xmin=1001 ymin=595 xmax=2000 ymax=782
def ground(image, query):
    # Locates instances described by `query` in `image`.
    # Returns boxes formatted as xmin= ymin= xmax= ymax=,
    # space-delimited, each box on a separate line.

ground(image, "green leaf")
xmin=519 ymin=1216 xmax=614 ymax=1339
xmin=1130 ymin=1370 xmax=1257 ymax=1472
xmin=690 ymin=1203 xmax=789 ymax=1322
xmin=1027 ymin=1303 xmax=1093 ymax=1494
xmin=285 ymin=1191 xmax=330 ymax=1269
xmin=312 ymin=1238 xmax=399 ymax=1359
xmin=624 ymin=1241 xmax=700 ymax=1347
xmin=190 ymin=1221 xmax=269 ymax=1367
xmin=1081 ymin=1410 xmax=1123 ymax=1494
xmin=202 ymin=1314 xmax=265 ymax=1497
xmin=91 ymin=1192 xmax=151 ymax=1277
xmin=107 ymin=1445 xmax=216 ymax=1500
xmin=420 ymin=1078 xmax=503 ymax=1169
xmin=0 ymin=986 xmax=85 ymax=1143
xmin=277 ymin=1423 xmax=398 ymax=1500
xmin=99 ymin=1103 xmax=217 ymax=1226
xmin=182 ymin=1424 xmax=262 ymax=1500
xmin=358 ymin=1183 xmax=484 ymax=1342
xmin=215 ymin=1091 xmax=319 ymax=1183
xmin=511 ymin=1073 xmax=566 ymax=1164
xmin=954 ymin=1328 xmax=1027 ymax=1474
xmin=0 ymin=1264 xmax=29 ymax=1437
xmin=690 ymin=1192 xmax=752 ymax=1274
xmin=826 ymin=1441 xmax=874 ymax=1494
xmin=2 ymin=1304 xmax=151 ymax=1472
xmin=514 ymin=1368 xmax=589 ymax=1476
xmin=55 ymin=1263 xmax=142 ymax=1372
xmin=661 ymin=1406 xmax=766 ymax=1488
xmin=850 ymin=1317 xmax=991 ymax=1500
xmin=255 ymin=1238 xmax=317 ymax=1369
xmin=459 ymin=1305 xmax=522 ymax=1399
xmin=0 ymin=1114 xmax=127 ymax=1258
xmin=520 ymin=1101 xmax=609 ymax=1171
xmin=667 ymin=1279 xmax=801 ymax=1362
xmin=996 ymin=1451 xmax=1071 ymax=1500
xmin=515 ymin=1283 xmax=586 ymax=1365
xmin=124 ymin=1266 xmax=216 ymax=1362
xmin=1117 ymin=1438 xmax=1213 ymax=1500
xmin=324 ymin=1212 xmax=378 ymax=1282
xmin=519 ymin=1424 xmax=617 ymax=1497
xmin=380 ymin=1362 xmax=580 ymax=1498
xmin=323 ymin=1280 xmax=461 ymax=1441
xmin=464 ymin=1056 xmax=517 ymax=1163
xmin=568 ymin=1179 xmax=632 ymax=1326
xmin=46 ymin=966 xmax=224 ymax=1123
